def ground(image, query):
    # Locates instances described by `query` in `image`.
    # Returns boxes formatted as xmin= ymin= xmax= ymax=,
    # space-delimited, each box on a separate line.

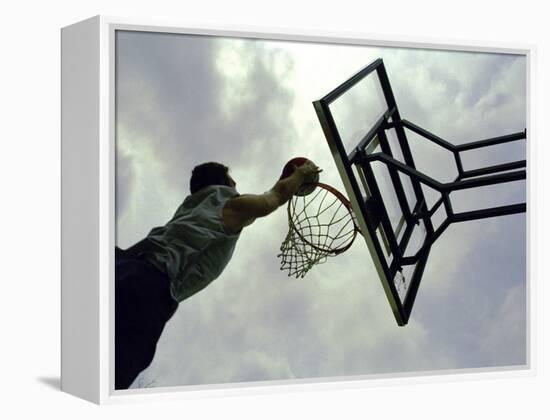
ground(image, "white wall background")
xmin=1 ymin=0 xmax=548 ymax=418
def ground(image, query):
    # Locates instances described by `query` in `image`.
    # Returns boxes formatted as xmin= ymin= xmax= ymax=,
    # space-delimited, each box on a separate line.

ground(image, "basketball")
xmin=280 ymin=157 xmax=320 ymax=196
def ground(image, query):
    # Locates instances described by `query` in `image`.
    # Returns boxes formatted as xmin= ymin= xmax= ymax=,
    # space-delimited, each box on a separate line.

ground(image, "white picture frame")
xmin=61 ymin=15 xmax=533 ymax=405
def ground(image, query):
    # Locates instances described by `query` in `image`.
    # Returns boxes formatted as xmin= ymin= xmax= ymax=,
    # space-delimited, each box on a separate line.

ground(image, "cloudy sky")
xmin=115 ymin=30 xmax=527 ymax=389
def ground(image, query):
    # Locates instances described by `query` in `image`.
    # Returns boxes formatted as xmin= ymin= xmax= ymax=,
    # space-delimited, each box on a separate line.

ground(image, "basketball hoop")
xmin=278 ymin=182 xmax=360 ymax=278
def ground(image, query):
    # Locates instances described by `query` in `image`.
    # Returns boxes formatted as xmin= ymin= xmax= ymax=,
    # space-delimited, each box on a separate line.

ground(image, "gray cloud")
xmin=414 ymin=214 xmax=526 ymax=368
xmin=115 ymin=147 xmax=134 ymax=220
xmin=116 ymin=32 xmax=295 ymax=208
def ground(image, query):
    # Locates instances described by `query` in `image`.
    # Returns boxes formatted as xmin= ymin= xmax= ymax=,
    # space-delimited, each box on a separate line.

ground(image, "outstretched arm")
xmin=223 ymin=161 xmax=321 ymax=233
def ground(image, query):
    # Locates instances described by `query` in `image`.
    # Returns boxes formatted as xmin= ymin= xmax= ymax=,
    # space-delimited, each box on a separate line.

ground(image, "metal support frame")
xmin=355 ymin=121 xmax=526 ymax=321
xmin=363 ymin=139 xmax=526 ymax=265
xmin=313 ymin=58 xmax=527 ymax=326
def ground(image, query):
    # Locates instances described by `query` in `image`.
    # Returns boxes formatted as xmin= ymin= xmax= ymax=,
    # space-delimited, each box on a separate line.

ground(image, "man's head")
xmin=190 ymin=162 xmax=235 ymax=194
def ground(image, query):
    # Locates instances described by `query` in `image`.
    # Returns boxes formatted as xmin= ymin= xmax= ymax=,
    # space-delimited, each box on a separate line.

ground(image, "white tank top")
xmin=143 ymin=185 xmax=241 ymax=302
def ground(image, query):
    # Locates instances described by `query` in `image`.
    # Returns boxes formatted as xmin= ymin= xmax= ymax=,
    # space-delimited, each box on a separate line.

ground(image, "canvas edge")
xmin=61 ymin=15 xmax=102 ymax=404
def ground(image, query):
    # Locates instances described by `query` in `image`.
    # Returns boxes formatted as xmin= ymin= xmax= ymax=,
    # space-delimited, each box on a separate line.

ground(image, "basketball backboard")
xmin=313 ymin=58 xmax=526 ymax=326
xmin=313 ymin=59 xmax=431 ymax=326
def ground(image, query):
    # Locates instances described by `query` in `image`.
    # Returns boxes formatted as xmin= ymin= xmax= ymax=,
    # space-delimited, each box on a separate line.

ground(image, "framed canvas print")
xmin=61 ymin=15 xmax=532 ymax=404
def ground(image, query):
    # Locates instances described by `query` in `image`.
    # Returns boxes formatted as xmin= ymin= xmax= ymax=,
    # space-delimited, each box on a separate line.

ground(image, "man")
xmin=115 ymin=160 xmax=320 ymax=389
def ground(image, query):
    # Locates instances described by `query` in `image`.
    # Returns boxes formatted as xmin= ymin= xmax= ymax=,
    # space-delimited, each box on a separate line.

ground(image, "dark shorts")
xmin=115 ymin=256 xmax=179 ymax=389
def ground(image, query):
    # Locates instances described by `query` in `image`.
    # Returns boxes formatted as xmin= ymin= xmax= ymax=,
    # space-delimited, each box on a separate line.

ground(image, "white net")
xmin=278 ymin=183 xmax=358 ymax=278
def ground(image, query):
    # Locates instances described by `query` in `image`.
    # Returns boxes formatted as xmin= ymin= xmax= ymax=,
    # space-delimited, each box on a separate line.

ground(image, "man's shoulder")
xmin=194 ymin=185 xmax=239 ymax=200
xmin=179 ymin=185 xmax=237 ymax=208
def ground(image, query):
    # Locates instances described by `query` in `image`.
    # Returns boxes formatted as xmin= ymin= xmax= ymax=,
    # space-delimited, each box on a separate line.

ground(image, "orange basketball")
xmin=280 ymin=157 xmax=320 ymax=196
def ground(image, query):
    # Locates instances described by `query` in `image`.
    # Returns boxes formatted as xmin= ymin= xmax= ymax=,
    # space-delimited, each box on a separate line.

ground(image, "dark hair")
xmin=190 ymin=162 xmax=230 ymax=194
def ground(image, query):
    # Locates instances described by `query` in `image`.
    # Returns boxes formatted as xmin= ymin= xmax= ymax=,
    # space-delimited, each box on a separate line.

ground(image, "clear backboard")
xmin=313 ymin=59 xmax=431 ymax=325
